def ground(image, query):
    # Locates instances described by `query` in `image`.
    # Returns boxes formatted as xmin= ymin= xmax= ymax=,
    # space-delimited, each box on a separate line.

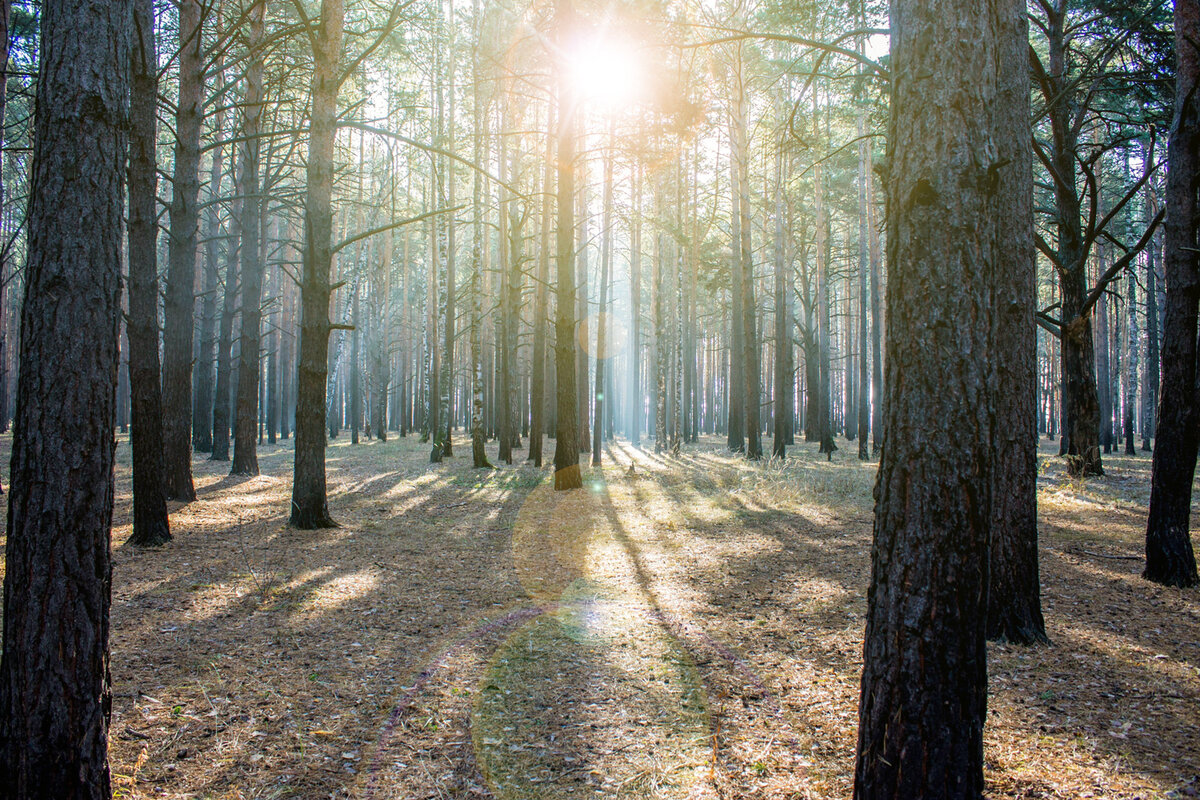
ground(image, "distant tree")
xmin=0 ymin=0 xmax=131 ymax=791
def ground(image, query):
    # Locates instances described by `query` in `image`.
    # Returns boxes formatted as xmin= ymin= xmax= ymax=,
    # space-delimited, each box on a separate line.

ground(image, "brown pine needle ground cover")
xmin=0 ymin=432 xmax=1197 ymax=799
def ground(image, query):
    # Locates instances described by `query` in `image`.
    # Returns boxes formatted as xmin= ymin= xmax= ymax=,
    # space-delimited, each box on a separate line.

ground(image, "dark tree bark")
xmin=230 ymin=0 xmax=266 ymax=476
xmin=987 ymin=0 xmax=1046 ymax=645
xmin=126 ymin=0 xmax=171 ymax=547
xmin=290 ymin=0 xmax=344 ymax=528
xmin=0 ymin=0 xmax=130 ymax=791
xmin=854 ymin=0 xmax=1000 ymax=794
xmin=552 ymin=0 xmax=582 ymax=490
xmin=1145 ymin=0 xmax=1200 ymax=588
xmin=161 ymin=0 xmax=204 ymax=501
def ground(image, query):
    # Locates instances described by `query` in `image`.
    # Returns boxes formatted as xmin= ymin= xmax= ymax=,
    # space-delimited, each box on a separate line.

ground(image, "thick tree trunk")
xmin=1145 ymin=0 xmax=1200 ymax=588
xmin=126 ymin=0 xmax=171 ymax=546
xmin=231 ymin=0 xmax=266 ymax=476
xmin=854 ymin=0 xmax=1000 ymax=795
xmin=162 ymin=0 xmax=204 ymax=501
xmin=987 ymin=0 xmax=1046 ymax=645
xmin=290 ymin=0 xmax=344 ymax=527
xmin=0 ymin=0 xmax=130 ymax=790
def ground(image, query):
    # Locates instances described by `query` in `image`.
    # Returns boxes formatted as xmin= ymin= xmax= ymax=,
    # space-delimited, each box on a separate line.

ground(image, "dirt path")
xmin=0 ymin=432 xmax=1194 ymax=799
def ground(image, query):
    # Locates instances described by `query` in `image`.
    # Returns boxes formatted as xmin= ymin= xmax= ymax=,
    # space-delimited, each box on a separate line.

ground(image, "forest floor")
xmin=0 ymin=430 xmax=1197 ymax=799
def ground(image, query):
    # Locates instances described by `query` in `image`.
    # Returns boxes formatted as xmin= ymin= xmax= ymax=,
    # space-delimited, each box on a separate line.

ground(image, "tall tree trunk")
xmin=854 ymin=0 xmax=1000 ymax=793
xmin=987 ymin=0 xmax=1046 ymax=645
xmin=772 ymin=129 xmax=788 ymax=459
xmin=350 ymin=285 xmax=361 ymax=444
xmin=1145 ymin=0 xmax=1200 ymax=588
xmin=0 ymin=0 xmax=10 ymax=436
xmin=592 ymin=137 xmax=612 ymax=466
xmin=735 ymin=60 xmax=761 ymax=461
xmin=0 ymin=0 xmax=130 ymax=789
xmin=212 ymin=179 xmax=241 ymax=462
xmin=816 ymin=95 xmax=837 ymax=458
xmin=576 ymin=171 xmax=591 ymax=453
xmin=868 ymin=140 xmax=883 ymax=455
xmin=857 ymin=115 xmax=871 ymax=460
xmin=439 ymin=11 xmax=456 ymax=455
xmin=529 ymin=107 xmax=552 ymax=466
xmin=231 ymin=0 xmax=266 ymax=476
xmin=1143 ymin=190 xmax=1159 ymax=451
xmin=162 ymin=0 xmax=204 ymax=500
xmin=628 ymin=163 xmax=642 ymax=445
xmin=290 ymin=0 xmax=345 ymax=527
xmin=194 ymin=109 xmax=225 ymax=453
xmin=727 ymin=125 xmax=745 ymax=453
xmin=552 ymin=0 xmax=582 ymax=490
xmin=126 ymin=0 xmax=171 ymax=546
xmin=1125 ymin=261 xmax=1138 ymax=455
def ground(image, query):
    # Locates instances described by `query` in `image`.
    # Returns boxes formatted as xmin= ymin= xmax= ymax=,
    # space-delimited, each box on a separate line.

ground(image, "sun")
xmin=564 ymin=33 xmax=646 ymax=111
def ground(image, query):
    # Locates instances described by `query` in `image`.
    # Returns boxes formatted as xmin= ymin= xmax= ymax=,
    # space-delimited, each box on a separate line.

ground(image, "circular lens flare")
xmin=565 ymin=33 xmax=645 ymax=110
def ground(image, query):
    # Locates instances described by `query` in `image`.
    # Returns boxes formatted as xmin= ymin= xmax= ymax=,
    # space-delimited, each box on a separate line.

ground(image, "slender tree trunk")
xmin=857 ymin=115 xmax=871 ymax=460
xmin=231 ymin=0 xmax=266 ymax=476
xmin=576 ymin=171 xmax=591 ymax=454
xmin=988 ymin=0 xmax=1046 ymax=645
xmin=1143 ymin=190 xmax=1159 ymax=451
xmin=816 ymin=96 xmax=836 ymax=458
xmin=127 ymin=0 xmax=171 ymax=546
xmin=1125 ymin=262 xmax=1138 ymax=455
xmin=194 ymin=103 xmax=226 ymax=453
xmin=772 ymin=130 xmax=788 ymax=459
xmin=162 ymin=0 xmax=204 ymax=500
xmin=212 ymin=179 xmax=241 ymax=462
xmin=529 ymin=108 xmax=552 ymax=466
xmin=628 ymin=163 xmax=642 ymax=445
xmin=592 ymin=137 xmax=612 ymax=466
xmin=1145 ymin=0 xmax=1200 ymax=588
xmin=727 ymin=123 xmax=745 ymax=453
xmin=0 ymin=0 xmax=130 ymax=789
xmin=868 ymin=141 xmax=883 ymax=455
xmin=854 ymin=0 xmax=1000 ymax=794
xmin=290 ymin=0 xmax=344 ymax=527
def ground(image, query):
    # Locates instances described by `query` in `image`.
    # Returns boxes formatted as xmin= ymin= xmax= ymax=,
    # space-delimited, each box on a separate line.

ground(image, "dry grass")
xmin=0 ymin=430 xmax=1196 ymax=799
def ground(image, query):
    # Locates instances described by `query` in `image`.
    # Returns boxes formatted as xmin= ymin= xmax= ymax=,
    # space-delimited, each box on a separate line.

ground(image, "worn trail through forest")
xmin=28 ymin=432 xmax=1194 ymax=799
